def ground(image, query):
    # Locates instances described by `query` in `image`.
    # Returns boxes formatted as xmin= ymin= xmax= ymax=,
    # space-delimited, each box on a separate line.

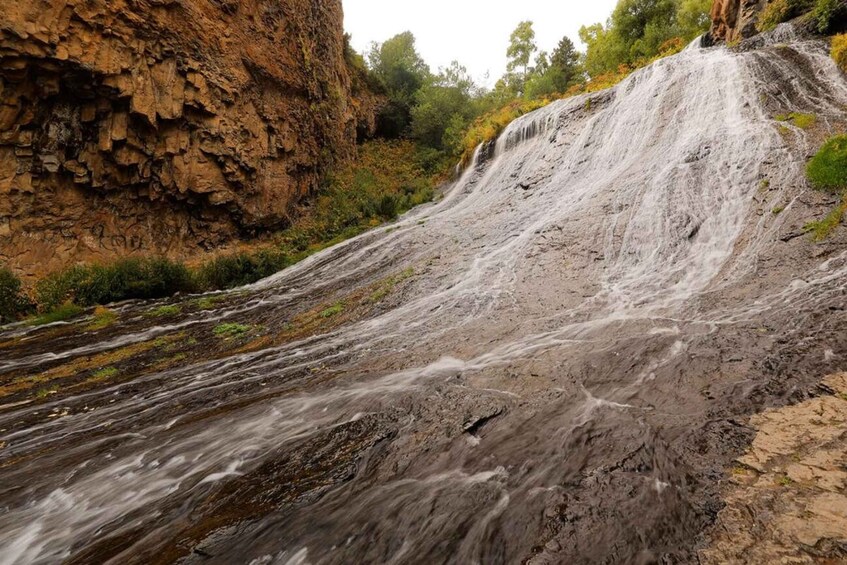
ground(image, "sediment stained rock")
xmin=0 ymin=0 xmax=380 ymax=276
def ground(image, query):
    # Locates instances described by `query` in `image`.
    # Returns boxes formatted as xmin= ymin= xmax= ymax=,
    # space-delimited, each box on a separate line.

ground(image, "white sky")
xmin=343 ymin=0 xmax=619 ymax=87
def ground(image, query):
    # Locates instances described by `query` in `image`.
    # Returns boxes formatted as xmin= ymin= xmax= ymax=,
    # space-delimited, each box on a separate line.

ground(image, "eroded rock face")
xmin=709 ymin=0 xmax=769 ymax=43
xmin=701 ymin=374 xmax=847 ymax=564
xmin=0 ymin=0 xmax=378 ymax=275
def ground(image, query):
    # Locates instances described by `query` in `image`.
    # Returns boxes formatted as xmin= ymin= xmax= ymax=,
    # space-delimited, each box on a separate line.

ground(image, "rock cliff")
xmin=709 ymin=0 xmax=768 ymax=43
xmin=0 ymin=0 xmax=379 ymax=276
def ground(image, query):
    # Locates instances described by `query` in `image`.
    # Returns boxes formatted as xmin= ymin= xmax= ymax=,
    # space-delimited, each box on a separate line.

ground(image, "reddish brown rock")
xmin=709 ymin=0 xmax=769 ymax=43
xmin=0 ymin=0 xmax=381 ymax=277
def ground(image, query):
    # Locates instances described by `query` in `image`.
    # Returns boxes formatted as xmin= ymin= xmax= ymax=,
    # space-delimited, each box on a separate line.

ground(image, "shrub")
xmin=812 ymin=0 xmax=847 ymax=32
xmin=807 ymin=135 xmax=847 ymax=191
xmin=197 ymin=249 xmax=291 ymax=291
xmin=0 ymin=266 xmax=30 ymax=323
xmin=36 ymin=258 xmax=195 ymax=311
xmin=757 ymin=0 xmax=814 ymax=32
xmin=832 ymin=34 xmax=847 ymax=72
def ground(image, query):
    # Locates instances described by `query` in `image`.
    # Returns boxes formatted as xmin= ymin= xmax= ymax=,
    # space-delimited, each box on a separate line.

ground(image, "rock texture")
xmin=0 ymin=0 xmax=379 ymax=276
xmin=701 ymin=374 xmax=847 ymax=564
xmin=709 ymin=0 xmax=769 ymax=43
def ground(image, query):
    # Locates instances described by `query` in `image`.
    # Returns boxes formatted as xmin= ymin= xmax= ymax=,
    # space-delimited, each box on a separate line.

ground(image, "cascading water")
xmin=1 ymin=29 xmax=846 ymax=564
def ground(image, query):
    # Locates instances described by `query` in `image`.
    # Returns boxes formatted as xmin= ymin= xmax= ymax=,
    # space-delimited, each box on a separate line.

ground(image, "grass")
xmin=776 ymin=112 xmax=816 ymax=129
xmin=33 ymin=302 xmax=84 ymax=326
xmin=319 ymin=303 xmax=345 ymax=319
xmin=777 ymin=474 xmax=794 ymax=486
xmin=213 ymin=323 xmax=251 ymax=338
xmin=150 ymin=305 xmax=182 ymax=317
xmin=804 ymin=193 xmax=847 ymax=240
xmin=807 ymin=135 xmax=847 ymax=191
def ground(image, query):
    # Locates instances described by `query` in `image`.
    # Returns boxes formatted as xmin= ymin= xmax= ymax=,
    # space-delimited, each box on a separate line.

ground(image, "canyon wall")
xmin=0 ymin=0 xmax=379 ymax=276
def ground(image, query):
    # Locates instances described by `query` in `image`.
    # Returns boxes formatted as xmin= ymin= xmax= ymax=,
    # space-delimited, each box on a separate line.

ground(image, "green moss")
xmin=91 ymin=366 xmax=119 ymax=380
xmin=772 ymin=206 xmax=785 ymax=215
xmin=776 ymin=112 xmax=816 ymax=129
xmin=807 ymin=135 xmax=847 ymax=191
xmin=150 ymin=305 xmax=182 ymax=317
xmin=319 ymin=304 xmax=345 ymax=318
xmin=213 ymin=323 xmax=251 ymax=338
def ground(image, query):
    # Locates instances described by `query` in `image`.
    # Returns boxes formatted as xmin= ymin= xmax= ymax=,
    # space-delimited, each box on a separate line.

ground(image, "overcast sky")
xmin=343 ymin=0 xmax=619 ymax=86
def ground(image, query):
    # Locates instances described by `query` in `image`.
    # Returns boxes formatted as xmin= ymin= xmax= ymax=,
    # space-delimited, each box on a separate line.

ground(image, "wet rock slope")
xmin=1 ymin=27 xmax=846 ymax=564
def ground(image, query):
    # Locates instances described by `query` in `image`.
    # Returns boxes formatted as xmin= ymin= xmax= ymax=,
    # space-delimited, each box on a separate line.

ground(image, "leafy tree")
xmin=411 ymin=62 xmax=479 ymax=154
xmin=506 ymin=21 xmax=538 ymax=91
xmin=367 ymin=32 xmax=431 ymax=138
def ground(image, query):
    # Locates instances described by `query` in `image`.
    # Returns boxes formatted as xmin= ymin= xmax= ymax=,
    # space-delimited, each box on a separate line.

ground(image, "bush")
xmin=197 ymin=249 xmax=292 ymax=290
xmin=806 ymin=135 xmax=847 ymax=191
xmin=36 ymin=258 xmax=195 ymax=311
xmin=0 ymin=266 xmax=31 ymax=323
xmin=812 ymin=0 xmax=847 ymax=32
xmin=833 ymin=34 xmax=847 ymax=72
xmin=757 ymin=0 xmax=814 ymax=32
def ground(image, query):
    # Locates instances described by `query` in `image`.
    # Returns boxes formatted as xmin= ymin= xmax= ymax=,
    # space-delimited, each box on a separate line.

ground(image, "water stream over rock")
xmin=1 ymin=31 xmax=846 ymax=564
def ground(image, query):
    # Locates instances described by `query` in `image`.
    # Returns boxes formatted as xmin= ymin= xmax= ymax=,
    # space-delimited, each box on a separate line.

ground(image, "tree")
xmin=506 ymin=21 xmax=537 ymax=91
xmin=367 ymin=32 xmax=431 ymax=138
xmin=411 ymin=61 xmax=479 ymax=154
xmin=549 ymin=36 xmax=582 ymax=91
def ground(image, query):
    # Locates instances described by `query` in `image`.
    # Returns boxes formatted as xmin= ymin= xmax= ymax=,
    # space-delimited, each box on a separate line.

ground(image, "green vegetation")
xmin=811 ymin=0 xmax=847 ymax=33
xmin=806 ymin=135 xmax=847 ymax=190
xmin=805 ymin=196 xmax=846 ymax=240
xmin=16 ymin=140 xmax=439 ymax=321
xmin=368 ymin=268 xmax=415 ymax=303
xmin=0 ymin=266 xmax=31 ymax=323
xmin=91 ymin=367 xmax=119 ymax=380
xmin=33 ymin=303 xmax=84 ymax=326
xmin=805 ymin=135 xmax=847 ymax=240
xmin=194 ymin=296 xmax=227 ymax=310
xmin=772 ymin=206 xmax=785 ymax=215
xmin=150 ymin=305 xmax=182 ymax=317
xmin=35 ymin=257 xmax=194 ymax=313
xmin=757 ymin=0 xmax=811 ymax=32
xmin=213 ymin=323 xmax=251 ymax=338
xmin=579 ymin=0 xmax=711 ymax=77
xmin=319 ymin=303 xmax=345 ymax=318
xmin=833 ymin=34 xmax=847 ymax=72
xmin=757 ymin=0 xmax=845 ymax=33
xmin=776 ymin=112 xmax=816 ymax=129
xmin=88 ymin=306 xmax=118 ymax=330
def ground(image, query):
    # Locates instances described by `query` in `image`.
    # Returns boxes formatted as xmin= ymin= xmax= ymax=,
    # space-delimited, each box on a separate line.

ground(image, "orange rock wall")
xmin=0 ymin=0 xmax=378 ymax=276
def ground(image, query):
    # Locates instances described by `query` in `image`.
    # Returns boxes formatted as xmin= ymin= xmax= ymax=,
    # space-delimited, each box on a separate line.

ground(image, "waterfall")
xmin=1 ymin=32 xmax=846 ymax=565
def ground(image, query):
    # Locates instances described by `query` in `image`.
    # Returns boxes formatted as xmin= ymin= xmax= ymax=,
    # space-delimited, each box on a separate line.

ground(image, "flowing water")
xmin=1 ymin=29 xmax=847 ymax=564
